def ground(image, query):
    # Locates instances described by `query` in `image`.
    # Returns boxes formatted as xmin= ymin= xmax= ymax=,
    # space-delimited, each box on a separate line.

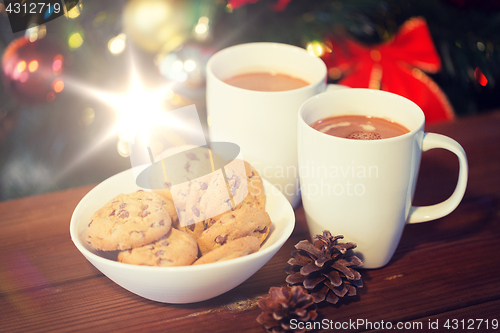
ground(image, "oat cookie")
xmin=197 ymin=204 xmax=272 ymax=255
xmin=86 ymin=191 xmax=172 ymax=251
xmin=117 ymin=228 xmax=198 ymax=266
xmin=193 ymin=236 xmax=260 ymax=265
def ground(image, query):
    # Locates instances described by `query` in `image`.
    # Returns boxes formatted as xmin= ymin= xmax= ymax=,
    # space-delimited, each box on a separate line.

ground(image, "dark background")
xmin=0 ymin=0 xmax=499 ymax=201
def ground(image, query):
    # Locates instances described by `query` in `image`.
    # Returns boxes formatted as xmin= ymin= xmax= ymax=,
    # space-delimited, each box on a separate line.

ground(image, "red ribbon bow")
xmin=323 ymin=17 xmax=455 ymax=123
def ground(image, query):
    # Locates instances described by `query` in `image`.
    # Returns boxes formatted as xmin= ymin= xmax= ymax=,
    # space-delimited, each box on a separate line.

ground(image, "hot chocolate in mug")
xmin=206 ymin=42 xmax=346 ymax=207
xmin=298 ymin=88 xmax=468 ymax=269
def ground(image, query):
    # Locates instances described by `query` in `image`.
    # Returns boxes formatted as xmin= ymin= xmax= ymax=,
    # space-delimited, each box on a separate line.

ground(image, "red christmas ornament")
xmin=322 ymin=17 xmax=455 ymax=124
xmin=2 ymin=36 xmax=65 ymax=105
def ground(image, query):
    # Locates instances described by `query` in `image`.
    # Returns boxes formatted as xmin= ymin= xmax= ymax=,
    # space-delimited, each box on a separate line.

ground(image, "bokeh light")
xmin=474 ymin=67 xmax=488 ymax=86
xmin=184 ymin=59 xmax=196 ymax=72
xmin=28 ymin=60 xmax=38 ymax=72
xmin=172 ymin=60 xmax=183 ymax=72
xmin=52 ymin=79 xmax=65 ymax=93
xmin=67 ymin=4 xmax=81 ymax=19
xmin=123 ymin=0 xmax=190 ymax=53
xmin=25 ymin=25 xmax=46 ymax=42
xmin=16 ymin=61 xmax=26 ymax=73
xmin=26 ymin=27 xmax=39 ymax=42
xmin=194 ymin=16 xmax=209 ymax=35
xmin=123 ymin=0 xmax=172 ymax=52
xmin=195 ymin=23 xmax=208 ymax=35
xmin=307 ymin=41 xmax=324 ymax=57
xmin=194 ymin=16 xmax=210 ymax=41
xmin=52 ymin=55 xmax=63 ymax=75
xmin=68 ymin=32 xmax=84 ymax=49
xmin=108 ymin=34 xmax=127 ymax=55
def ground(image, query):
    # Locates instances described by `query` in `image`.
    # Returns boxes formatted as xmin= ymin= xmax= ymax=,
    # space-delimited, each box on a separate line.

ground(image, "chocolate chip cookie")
xmin=193 ymin=236 xmax=260 ymax=265
xmin=201 ymin=160 xmax=266 ymax=227
xmin=197 ymin=204 xmax=272 ymax=255
xmin=117 ymin=228 xmax=198 ymax=266
xmin=225 ymin=160 xmax=266 ymax=210
xmin=86 ymin=191 xmax=172 ymax=251
xmin=242 ymin=160 xmax=266 ymax=210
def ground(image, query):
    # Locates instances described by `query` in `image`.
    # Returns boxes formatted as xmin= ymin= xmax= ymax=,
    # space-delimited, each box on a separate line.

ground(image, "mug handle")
xmin=408 ymin=133 xmax=468 ymax=223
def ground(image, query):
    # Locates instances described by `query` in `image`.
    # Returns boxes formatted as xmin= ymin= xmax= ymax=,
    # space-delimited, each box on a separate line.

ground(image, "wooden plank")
xmin=1 ymin=197 xmax=498 ymax=333
xmin=0 ymin=186 xmax=101 ymax=294
xmin=1 ymin=112 xmax=500 ymax=332
xmin=367 ymin=299 xmax=500 ymax=333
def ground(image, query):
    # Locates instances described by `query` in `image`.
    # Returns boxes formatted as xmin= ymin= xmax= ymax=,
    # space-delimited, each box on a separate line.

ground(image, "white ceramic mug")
xmin=206 ymin=42 xmax=332 ymax=207
xmin=298 ymin=88 xmax=468 ymax=269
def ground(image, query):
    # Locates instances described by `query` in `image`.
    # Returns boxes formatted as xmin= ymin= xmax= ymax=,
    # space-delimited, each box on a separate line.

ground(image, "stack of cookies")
xmin=86 ymin=159 xmax=272 ymax=266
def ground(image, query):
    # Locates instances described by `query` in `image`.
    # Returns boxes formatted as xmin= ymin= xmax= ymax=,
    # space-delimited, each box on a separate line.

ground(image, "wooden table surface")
xmin=1 ymin=111 xmax=499 ymax=333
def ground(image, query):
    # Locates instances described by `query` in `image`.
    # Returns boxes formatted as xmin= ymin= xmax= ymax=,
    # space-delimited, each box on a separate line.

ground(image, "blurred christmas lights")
xmin=68 ymin=32 xmax=84 ymax=49
xmin=66 ymin=3 xmax=82 ymax=19
xmin=306 ymin=41 xmax=324 ymax=57
xmin=52 ymin=55 xmax=63 ymax=75
xmin=123 ymin=0 xmax=189 ymax=53
xmin=108 ymin=33 xmax=127 ymax=55
xmin=26 ymin=25 xmax=47 ymax=42
xmin=2 ymin=37 xmax=65 ymax=104
xmin=28 ymin=60 xmax=38 ymax=72
xmin=52 ymin=79 xmax=65 ymax=93
xmin=183 ymin=59 xmax=196 ymax=72
xmin=474 ymin=67 xmax=488 ymax=87
xmin=193 ymin=16 xmax=210 ymax=41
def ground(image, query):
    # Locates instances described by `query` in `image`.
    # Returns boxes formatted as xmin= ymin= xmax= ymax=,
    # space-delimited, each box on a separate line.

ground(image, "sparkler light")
xmin=59 ymin=49 xmax=247 ymax=227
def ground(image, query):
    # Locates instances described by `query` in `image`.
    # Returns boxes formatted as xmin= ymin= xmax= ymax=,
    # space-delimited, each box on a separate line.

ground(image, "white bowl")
xmin=70 ymin=167 xmax=295 ymax=304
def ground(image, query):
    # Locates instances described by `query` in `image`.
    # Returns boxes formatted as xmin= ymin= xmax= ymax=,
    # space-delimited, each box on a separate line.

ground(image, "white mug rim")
xmin=299 ymin=88 xmax=426 ymax=144
xmin=206 ymin=42 xmax=327 ymax=95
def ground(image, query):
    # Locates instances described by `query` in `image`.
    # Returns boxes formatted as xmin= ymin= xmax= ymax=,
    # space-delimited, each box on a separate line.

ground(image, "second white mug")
xmin=298 ymin=89 xmax=468 ymax=269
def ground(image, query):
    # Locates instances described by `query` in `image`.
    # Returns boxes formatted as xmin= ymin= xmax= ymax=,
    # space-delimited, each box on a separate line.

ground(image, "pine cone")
xmin=257 ymin=286 xmax=318 ymax=333
xmin=284 ymin=231 xmax=363 ymax=304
